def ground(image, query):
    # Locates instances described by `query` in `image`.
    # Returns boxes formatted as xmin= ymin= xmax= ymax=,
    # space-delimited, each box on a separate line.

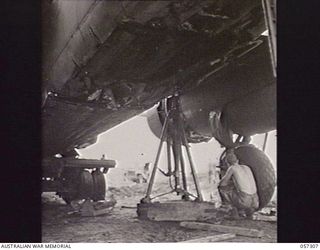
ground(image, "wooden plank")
xmin=253 ymin=214 xmax=277 ymax=222
xmin=180 ymin=222 xmax=264 ymax=238
xmin=137 ymin=201 xmax=230 ymax=222
xmin=180 ymin=233 xmax=236 ymax=243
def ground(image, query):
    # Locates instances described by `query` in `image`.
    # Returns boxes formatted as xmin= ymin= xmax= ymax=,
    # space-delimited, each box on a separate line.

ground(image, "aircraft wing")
xmin=42 ymin=0 xmax=273 ymax=157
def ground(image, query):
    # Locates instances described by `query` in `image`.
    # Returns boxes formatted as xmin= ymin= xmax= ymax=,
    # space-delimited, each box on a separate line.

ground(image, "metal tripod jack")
xmin=140 ymin=95 xmax=203 ymax=204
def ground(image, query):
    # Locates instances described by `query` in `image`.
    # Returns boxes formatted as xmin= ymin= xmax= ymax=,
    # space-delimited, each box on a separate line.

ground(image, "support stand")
xmin=136 ymin=95 xmax=232 ymax=222
xmin=140 ymin=95 xmax=203 ymax=204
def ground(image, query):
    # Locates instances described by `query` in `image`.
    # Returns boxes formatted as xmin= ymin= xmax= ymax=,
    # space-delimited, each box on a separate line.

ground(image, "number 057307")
xmin=300 ymin=244 xmax=319 ymax=248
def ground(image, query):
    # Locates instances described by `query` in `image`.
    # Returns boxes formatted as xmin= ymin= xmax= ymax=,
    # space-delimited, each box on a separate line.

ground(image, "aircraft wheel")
xmin=233 ymin=145 xmax=276 ymax=209
xmin=59 ymin=168 xmax=81 ymax=204
xmin=77 ymin=170 xmax=94 ymax=199
xmin=60 ymin=170 xmax=94 ymax=203
xmin=92 ymin=170 xmax=106 ymax=201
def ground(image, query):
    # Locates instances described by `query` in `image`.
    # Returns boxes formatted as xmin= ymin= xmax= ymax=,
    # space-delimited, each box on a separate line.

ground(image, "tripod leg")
xmin=143 ymin=114 xmax=170 ymax=202
xmin=179 ymin=144 xmax=188 ymax=191
xmin=181 ymin=125 xmax=204 ymax=202
xmin=172 ymin=137 xmax=181 ymax=190
xmin=166 ymin=139 xmax=172 ymax=175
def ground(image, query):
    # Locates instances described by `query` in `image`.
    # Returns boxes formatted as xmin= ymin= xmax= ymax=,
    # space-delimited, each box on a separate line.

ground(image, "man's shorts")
xmin=219 ymin=185 xmax=259 ymax=214
xmin=232 ymin=190 xmax=259 ymax=211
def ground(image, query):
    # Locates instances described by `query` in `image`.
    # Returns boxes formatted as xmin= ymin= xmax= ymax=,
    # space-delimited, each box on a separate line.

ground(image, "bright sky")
xmin=78 ymin=111 xmax=277 ymax=186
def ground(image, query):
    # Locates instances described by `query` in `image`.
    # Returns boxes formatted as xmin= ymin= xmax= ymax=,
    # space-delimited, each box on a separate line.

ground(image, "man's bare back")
xmin=218 ymin=153 xmax=259 ymax=215
xmin=231 ymin=164 xmax=257 ymax=195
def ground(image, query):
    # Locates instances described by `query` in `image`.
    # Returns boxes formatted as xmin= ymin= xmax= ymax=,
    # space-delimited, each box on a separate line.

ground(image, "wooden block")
xmin=80 ymin=200 xmax=95 ymax=216
xmin=80 ymin=200 xmax=114 ymax=217
xmin=253 ymin=214 xmax=277 ymax=222
xmin=137 ymin=201 xmax=230 ymax=222
xmin=180 ymin=221 xmax=264 ymax=238
xmin=180 ymin=233 xmax=236 ymax=242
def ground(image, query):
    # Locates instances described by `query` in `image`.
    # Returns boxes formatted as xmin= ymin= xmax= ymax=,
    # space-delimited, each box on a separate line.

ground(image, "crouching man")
xmin=218 ymin=152 xmax=259 ymax=218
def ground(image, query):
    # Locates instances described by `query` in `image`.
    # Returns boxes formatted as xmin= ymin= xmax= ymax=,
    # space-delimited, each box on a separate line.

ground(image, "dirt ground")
xmin=42 ymin=180 xmax=277 ymax=243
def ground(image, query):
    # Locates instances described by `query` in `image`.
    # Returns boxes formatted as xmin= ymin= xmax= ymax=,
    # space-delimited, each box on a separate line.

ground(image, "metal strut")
xmin=141 ymin=95 xmax=203 ymax=203
xmin=262 ymin=0 xmax=277 ymax=76
xmin=142 ymin=111 xmax=171 ymax=202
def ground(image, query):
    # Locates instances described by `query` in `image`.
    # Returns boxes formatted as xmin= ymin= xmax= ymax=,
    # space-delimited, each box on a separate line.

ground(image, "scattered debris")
xmin=198 ymin=10 xmax=230 ymax=20
xmin=179 ymin=233 xmax=236 ymax=243
xmin=80 ymin=199 xmax=116 ymax=217
xmin=68 ymin=197 xmax=117 ymax=217
xmin=67 ymin=211 xmax=79 ymax=215
xmin=179 ymin=21 xmax=197 ymax=32
xmin=180 ymin=221 xmax=264 ymax=238
xmin=252 ymin=214 xmax=277 ymax=222
xmin=120 ymin=206 xmax=137 ymax=209
xmin=42 ymin=175 xmax=277 ymax=243
xmin=87 ymin=89 xmax=103 ymax=101
xmin=70 ymin=199 xmax=86 ymax=211
xmin=210 ymin=58 xmax=221 ymax=66
xmin=259 ymin=207 xmax=277 ymax=216
xmin=124 ymin=168 xmax=149 ymax=184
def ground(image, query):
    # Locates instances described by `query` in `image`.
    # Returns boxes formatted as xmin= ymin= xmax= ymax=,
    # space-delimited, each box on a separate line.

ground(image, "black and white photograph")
xmin=41 ymin=0 xmax=277 ymax=243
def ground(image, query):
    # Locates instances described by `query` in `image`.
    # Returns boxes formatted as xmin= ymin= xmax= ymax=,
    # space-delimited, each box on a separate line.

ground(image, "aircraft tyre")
xmin=59 ymin=168 xmax=81 ymax=204
xmin=77 ymin=170 xmax=94 ymax=199
xmin=60 ymin=169 xmax=94 ymax=203
xmin=92 ymin=170 xmax=106 ymax=201
xmin=233 ymin=145 xmax=276 ymax=209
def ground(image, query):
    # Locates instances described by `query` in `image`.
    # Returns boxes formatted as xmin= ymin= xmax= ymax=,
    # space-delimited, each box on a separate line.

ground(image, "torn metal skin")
xmin=42 ymin=0 xmax=269 ymax=157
